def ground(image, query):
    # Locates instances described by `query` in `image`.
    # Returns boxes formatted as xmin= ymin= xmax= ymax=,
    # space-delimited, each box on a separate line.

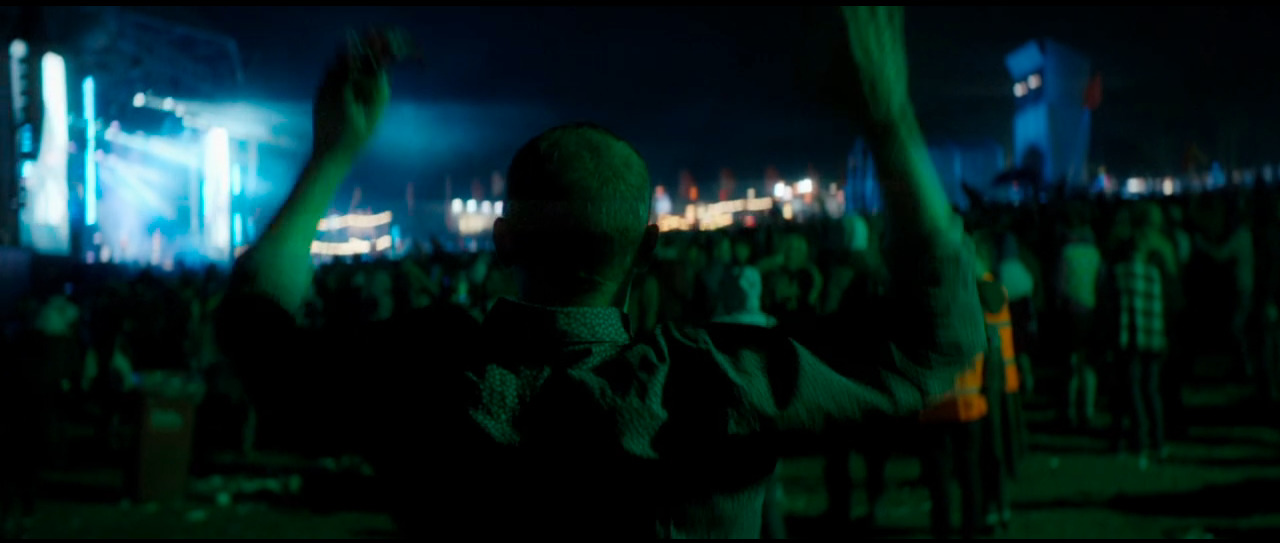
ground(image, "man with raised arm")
xmin=217 ymin=8 xmax=982 ymax=538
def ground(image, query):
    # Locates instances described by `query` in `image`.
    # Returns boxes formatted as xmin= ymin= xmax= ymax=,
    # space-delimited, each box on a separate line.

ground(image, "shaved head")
xmin=496 ymin=123 xmax=656 ymax=303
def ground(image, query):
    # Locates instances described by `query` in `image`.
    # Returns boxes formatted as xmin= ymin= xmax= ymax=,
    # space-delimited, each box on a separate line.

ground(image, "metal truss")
xmin=68 ymin=6 xmax=244 ymax=99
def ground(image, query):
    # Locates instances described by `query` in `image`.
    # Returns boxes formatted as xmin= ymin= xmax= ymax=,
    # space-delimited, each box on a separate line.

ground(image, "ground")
xmin=778 ymin=382 xmax=1280 ymax=539
xmin=21 ymin=368 xmax=1280 ymax=539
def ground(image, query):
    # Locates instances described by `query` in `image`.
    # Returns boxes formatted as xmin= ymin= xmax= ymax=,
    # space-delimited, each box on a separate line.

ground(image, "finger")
xmin=341 ymin=83 xmax=358 ymax=113
xmin=348 ymin=69 xmax=390 ymax=111
xmin=890 ymin=6 xmax=906 ymax=38
xmin=369 ymin=69 xmax=391 ymax=103
xmin=345 ymin=29 xmax=363 ymax=70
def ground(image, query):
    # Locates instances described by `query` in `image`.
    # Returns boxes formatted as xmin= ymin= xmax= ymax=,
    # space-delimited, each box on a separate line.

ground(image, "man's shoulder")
xmin=653 ymin=321 xmax=797 ymax=366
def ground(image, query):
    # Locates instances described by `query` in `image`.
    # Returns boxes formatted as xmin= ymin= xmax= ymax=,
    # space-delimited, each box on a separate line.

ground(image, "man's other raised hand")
xmin=842 ymin=6 xmax=912 ymax=124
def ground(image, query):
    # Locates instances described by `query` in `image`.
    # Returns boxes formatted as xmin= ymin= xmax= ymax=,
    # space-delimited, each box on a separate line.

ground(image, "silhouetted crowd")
xmin=3 ymin=183 xmax=1277 ymax=538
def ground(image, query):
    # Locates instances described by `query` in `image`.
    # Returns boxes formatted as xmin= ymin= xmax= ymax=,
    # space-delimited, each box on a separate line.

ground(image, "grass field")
xmin=21 ymin=372 xmax=1280 ymax=539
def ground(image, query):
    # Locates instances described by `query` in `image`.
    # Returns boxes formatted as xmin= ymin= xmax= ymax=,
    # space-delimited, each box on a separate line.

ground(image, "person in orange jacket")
xmin=861 ymin=276 xmax=993 ymax=540
xmin=977 ymin=275 xmax=1014 ymax=533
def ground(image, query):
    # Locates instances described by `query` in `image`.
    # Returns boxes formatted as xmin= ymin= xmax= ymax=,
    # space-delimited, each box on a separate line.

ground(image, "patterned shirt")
xmin=217 ymin=242 xmax=983 ymax=539
xmin=1113 ymin=259 xmax=1166 ymax=353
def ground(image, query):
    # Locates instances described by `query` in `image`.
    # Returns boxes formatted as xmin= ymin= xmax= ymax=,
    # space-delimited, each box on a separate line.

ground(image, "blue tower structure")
xmin=1005 ymin=39 xmax=1093 ymax=194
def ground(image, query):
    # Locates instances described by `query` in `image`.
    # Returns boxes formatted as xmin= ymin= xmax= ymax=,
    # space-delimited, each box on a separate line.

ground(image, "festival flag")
xmin=1084 ymin=72 xmax=1103 ymax=111
xmin=719 ymin=168 xmax=737 ymax=201
xmin=679 ymin=169 xmax=697 ymax=201
xmin=1184 ymin=143 xmax=1208 ymax=172
xmin=348 ymin=185 xmax=362 ymax=214
xmin=490 ymin=170 xmax=506 ymax=198
xmin=764 ymin=165 xmax=781 ymax=184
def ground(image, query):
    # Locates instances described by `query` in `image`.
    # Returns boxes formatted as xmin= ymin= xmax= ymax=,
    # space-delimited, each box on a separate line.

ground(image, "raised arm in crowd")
xmin=215 ymin=8 xmax=984 ymax=538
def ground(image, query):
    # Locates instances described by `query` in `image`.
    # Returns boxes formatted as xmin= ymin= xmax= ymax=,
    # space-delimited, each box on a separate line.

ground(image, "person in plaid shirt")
xmin=1109 ymin=203 xmax=1173 ymax=467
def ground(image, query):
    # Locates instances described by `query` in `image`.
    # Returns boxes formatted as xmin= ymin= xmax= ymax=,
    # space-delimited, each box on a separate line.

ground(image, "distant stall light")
xmin=456 ymin=215 xmax=495 ymax=236
xmin=1027 ymin=73 xmax=1042 ymax=90
xmin=161 ymin=97 xmax=175 ymax=111
xmin=796 ymin=178 xmax=814 ymax=194
xmin=1162 ymin=177 xmax=1175 ymax=196
xmin=657 ymin=215 xmax=690 ymax=232
xmin=1125 ymin=177 xmax=1145 ymax=194
xmin=465 ymin=199 xmax=477 ymax=213
xmin=450 ymin=198 xmax=463 ymax=214
xmin=480 ymin=200 xmax=493 ymax=215
xmin=315 ymin=210 xmax=392 ymax=231
xmin=773 ymin=182 xmax=787 ymax=199
xmin=1014 ymin=82 xmax=1028 ymax=98
xmin=132 ymin=92 xmax=146 ymax=108
xmin=494 ymin=201 xmax=504 ymax=216
xmin=310 ymin=235 xmax=393 ymax=256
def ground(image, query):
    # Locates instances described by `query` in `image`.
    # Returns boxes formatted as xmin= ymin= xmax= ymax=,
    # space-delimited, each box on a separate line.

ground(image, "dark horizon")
xmin=25 ymin=6 xmax=1280 ymax=200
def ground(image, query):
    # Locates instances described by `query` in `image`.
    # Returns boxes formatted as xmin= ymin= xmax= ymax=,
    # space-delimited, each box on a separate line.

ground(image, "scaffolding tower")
xmin=74 ymin=7 xmax=243 ymax=99
xmin=1 ymin=6 xmax=245 ymax=251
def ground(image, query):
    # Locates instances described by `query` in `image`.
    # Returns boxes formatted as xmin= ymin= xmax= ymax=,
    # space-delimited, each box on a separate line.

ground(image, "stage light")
xmin=84 ymin=76 xmax=98 ymax=226
xmin=494 ymin=201 xmax=503 ymax=216
xmin=132 ymin=92 xmax=146 ymax=108
xmin=796 ymin=178 xmax=813 ymax=194
xmin=1027 ymin=73 xmax=1042 ymax=90
xmin=1014 ymin=82 xmax=1028 ymax=98
xmin=480 ymin=200 xmax=493 ymax=215
xmin=773 ymin=182 xmax=786 ymax=199
xmin=102 ymin=128 xmax=201 ymax=167
xmin=203 ymin=127 xmax=232 ymax=254
xmin=465 ymin=199 xmax=477 ymax=213
xmin=450 ymin=198 xmax=463 ymax=214
xmin=24 ymin=51 xmax=71 ymax=256
xmin=9 ymin=40 xmax=34 ymax=126
xmin=161 ymin=97 xmax=175 ymax=111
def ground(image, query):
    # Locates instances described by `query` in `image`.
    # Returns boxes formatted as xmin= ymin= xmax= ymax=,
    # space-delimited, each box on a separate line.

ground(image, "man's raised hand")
xmin=842 ymin=6 xmax=956 ymax=244
xmin=312 ymin=29 xmax=406 ymax=160
xmin=842 ymin=6 xmax=911 ymax=123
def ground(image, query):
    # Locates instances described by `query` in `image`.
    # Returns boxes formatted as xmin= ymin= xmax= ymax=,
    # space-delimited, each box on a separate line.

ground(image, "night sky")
xmin=128 ymin=7 xmax=1280 ymax=200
